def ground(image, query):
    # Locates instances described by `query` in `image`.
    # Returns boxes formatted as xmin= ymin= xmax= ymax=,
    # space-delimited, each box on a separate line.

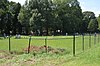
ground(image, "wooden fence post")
xmin=98 ymin=34 xmax=100 ymax=42
xmin=82 ymin=33 xmax=84 ymax=51
xmin=28 ymin=35 xmax=31 ymax=54
xmin=94 ymin=33 xmax=96 ymax=45
xmin=89 ymin=33 xmax=91 ymax=48
xmin=73 ymin=33 xmax=75 ymax=56
xmin=98 ymin=34 xmax=99 ymax=43
xmin=9 ymin=36 xmax=11 ymax=52
xmin=45 ymin=37 xmax=47 ymax=53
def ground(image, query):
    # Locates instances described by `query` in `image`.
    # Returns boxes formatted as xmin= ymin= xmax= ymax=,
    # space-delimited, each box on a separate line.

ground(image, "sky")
xmin=78 ymin=0 xmax=100 ymax=17
xmin=8 ymin=0 xmax=100 ymax=17
xmin=9 ymin=0 xmax=25 ymax=5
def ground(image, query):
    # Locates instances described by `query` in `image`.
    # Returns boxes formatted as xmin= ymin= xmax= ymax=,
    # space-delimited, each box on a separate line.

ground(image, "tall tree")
xmin=53 ymin=0 xmax=83 ymax=34
xmin=0 ymin=0 xmax=9 ymax=34
xmin=82 ymin=11 xmax=98 ymax=33
xmin=28 ymin=0 xmax=54 ymax=35
xmin=88 ymin=19 xmax=98 ymax=32
xmin=5 ymin=1 xmax=21 ymax=34
xmin=18 ymin=0 xmax=30 ymax=34
xmin=97 ymin=15 xmax=100 ymax=31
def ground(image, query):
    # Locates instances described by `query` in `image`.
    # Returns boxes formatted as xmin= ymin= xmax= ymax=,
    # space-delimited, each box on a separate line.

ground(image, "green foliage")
xmin=88 ymin=19 xmax=98 ymax=32
xmin=0 ymin=0 xmax=21 ymax=34
xmin=18 ymin=0 xmax=83 ymax=35
xmin=0 ymin=0 xmax=99 ymax=35
xmin=83 ymin=11 xmax=96 ymax=19
xmin=82 ymin=11 xmax=98 ymax=32
xmin=97 ymin=15 xmax=100 ymax=31
xmin=18 ymin=6 xmax=30 ymax=34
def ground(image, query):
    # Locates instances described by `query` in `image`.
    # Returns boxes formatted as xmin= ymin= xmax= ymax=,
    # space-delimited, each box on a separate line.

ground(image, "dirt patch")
xmin=0 ymin=50 xmax=13 ymax=59
xmin=20 ymin=59 xmax=35 ymax=66
xmin=23 ymin=45 xmax=70 ymax=54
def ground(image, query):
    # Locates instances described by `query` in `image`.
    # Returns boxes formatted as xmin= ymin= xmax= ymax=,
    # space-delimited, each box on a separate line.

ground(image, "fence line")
xmin=0 ymin=33 xmax=99 ymax=56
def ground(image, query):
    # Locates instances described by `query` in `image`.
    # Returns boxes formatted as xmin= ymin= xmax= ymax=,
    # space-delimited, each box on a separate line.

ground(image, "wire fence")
xmin=0 ymin=33 xmax=100 ymax=56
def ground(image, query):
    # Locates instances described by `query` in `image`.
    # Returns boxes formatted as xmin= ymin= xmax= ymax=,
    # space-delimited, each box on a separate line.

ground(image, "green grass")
xmin=0 ymin=35 xmax=98 ymax=53
xmin=0 ymin=35 xmax=100 ymax=66
xmin=61 ymin=45 xmax=100 ymax=66
xmin=0 ymin=44 xmax=100 ymax=66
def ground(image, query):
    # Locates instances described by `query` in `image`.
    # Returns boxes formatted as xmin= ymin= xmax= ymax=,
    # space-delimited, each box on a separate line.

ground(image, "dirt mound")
xmin=23 ymin=45 xmax=70 ymax=54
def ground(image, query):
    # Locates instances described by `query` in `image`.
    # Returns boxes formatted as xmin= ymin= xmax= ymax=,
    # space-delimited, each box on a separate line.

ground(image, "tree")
xmin=18 ymin=0 xmax=84 ymax=35
xmin=18 ymin=0 xmax=30 ymax=34
xmin=83 ymin=11 xmax=96 ymax=19
xmin=70 ymin=0 xmax=83 ymax=33
xmin=0 ymin=0 xmax=9 ymax=34
xmin=53 ymin=0 xmax=83 ymax=34
xmin=97 ymin=15 xmax=100 ymax=31
xmin=8 ymin=1 xmax=21 ymax=34
xmin=27 ymin=0 xmax=54 ymax=35
xmin=0 ymin=0 xmax=21 ymax=35
xmin=88 ymin=19 xmax=98 ymax=32
xmin=82 ymin=11 xmax=96 ymax=33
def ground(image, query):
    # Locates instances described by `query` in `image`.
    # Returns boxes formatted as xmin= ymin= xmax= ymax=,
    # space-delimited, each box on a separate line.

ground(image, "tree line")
xmin=0 ymin=0 xmax=100 ymax=36
xmin=0 ymin=0 xmax=21 ymax=35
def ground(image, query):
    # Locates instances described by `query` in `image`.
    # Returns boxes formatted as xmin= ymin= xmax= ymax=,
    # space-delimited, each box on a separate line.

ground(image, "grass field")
xmin=0 ymin=35 xmax=98 ymax=53
xmin=0 ymin=35 xmax=100 ymax=66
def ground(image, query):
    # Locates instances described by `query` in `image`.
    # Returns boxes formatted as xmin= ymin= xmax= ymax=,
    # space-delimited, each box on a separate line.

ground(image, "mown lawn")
xmin=62 ymin=45 xmax=100 ymax=66
xmin=0 ymin=35 xmax=98 ymax=53
xmin=0 ymin=35 xmax=100 ymax=66
xmin=0 ymin=42 xmax=100 ymax=66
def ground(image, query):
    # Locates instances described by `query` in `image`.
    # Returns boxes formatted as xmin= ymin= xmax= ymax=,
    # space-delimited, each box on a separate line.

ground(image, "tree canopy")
xmin=0 ymin=0 xmax=99 ymax=36
xmin=0 ymin=0 xmax=21 ymax=35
